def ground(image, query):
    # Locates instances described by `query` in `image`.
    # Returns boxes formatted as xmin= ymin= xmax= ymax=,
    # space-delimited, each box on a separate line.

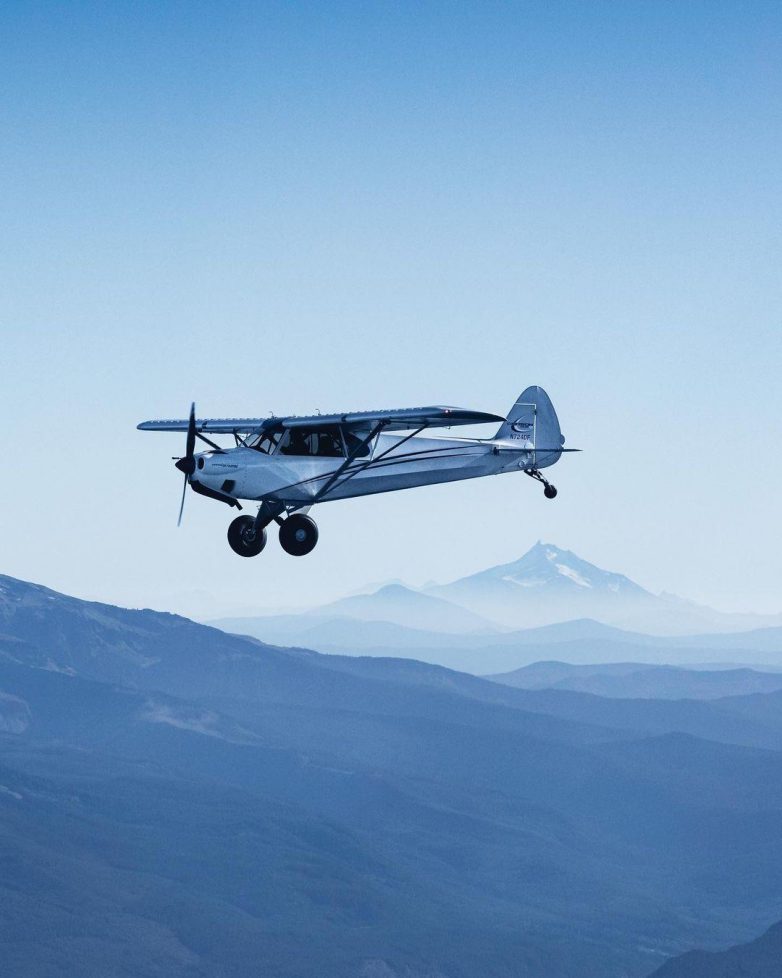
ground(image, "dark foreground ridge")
xmin=649 ymin=919 xmax=782 ymax=977
xmin=1 ymin=573 xmax=782 ymax=977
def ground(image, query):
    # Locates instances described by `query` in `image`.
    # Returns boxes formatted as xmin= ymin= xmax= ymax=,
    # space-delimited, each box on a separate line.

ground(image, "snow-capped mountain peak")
xmin=423 ymin=542 xmax=656 ymax=629
xmin=422 ymin=542 xmax=782 ymax=633
xmin=476 ymin=542 xmax=649 ymax=596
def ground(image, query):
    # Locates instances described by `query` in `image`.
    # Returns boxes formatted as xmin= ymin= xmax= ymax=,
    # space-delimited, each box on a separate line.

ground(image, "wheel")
xmin=227 ymin=515 xmax=267 ymax=557
xmin=544 ymin=484 xmax=558 ymax=499
xmin=279 ymin=514 xmax=319 ymax=556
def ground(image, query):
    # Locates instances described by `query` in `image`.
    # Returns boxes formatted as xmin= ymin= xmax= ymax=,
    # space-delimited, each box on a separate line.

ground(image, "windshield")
xmin=250 ymin=431 xmax=282 ymax=454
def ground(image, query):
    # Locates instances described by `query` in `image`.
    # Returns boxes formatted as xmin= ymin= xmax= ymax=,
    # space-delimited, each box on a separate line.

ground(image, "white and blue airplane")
xmin=138 ymin=386 xmax=575 ymax=557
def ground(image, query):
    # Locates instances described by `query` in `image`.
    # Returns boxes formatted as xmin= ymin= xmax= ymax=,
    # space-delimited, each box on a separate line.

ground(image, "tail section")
xmin=494 ymin=386 xmax=565 ymax=467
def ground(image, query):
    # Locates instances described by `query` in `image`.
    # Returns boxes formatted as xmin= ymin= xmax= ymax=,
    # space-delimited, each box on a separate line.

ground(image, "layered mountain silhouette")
xmin=490 ymin=661 xmax=782 ymax=700
xmin=426 ymin=541 xmax=652 ymax=628
xmin=217 ymin=613 xmax=782 ymax=676
xmin=650 ymin=919 xmax=782 ymax=977
xmin=2 ymin=572 xmax=782 ymax=977
xmin=425 ymin=542 xmax=782 ymax=632
xmin=310 ymin=582 xmax=496 ymax=633
xmin=213 ymin=545 xmax=782 ymax=674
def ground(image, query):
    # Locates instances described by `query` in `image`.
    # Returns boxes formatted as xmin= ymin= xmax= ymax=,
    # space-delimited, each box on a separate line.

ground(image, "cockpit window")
xmin=278 ymin=427 xmax=346 ymax=458
xmin=251 ymin=431 xmax=282 ymax=454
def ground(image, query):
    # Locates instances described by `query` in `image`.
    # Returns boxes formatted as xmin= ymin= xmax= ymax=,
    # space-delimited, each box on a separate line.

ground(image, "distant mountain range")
xmin=426 ymin=542 xmax=652 ymax=628
xmin=216 ymin=612 xmax=782 ymax=676
xmin=213 ymin=543 xmax=782 ymax=675
xmin=425 ymin=542 xmax=782 ymax=633
xmin=314 ymin=582 xmax=495 ymax=633
xmin=490 ymin=660 xmax=782 ymax=700
xmin=212 ymin=544 xmax=782 ymax=674
xmin=2 ymin=570 xmax=782 ymax=976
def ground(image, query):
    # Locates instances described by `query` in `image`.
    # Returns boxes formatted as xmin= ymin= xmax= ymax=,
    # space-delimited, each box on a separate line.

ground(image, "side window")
xmin=344 ymin=429 xmax=375 ymax=458
xmin=280 ymin=430 xmax=311 ymax=456
xmin=278 ymin=427 xmax=346 ymax=458
xmin=314 ymin=430 xmax=343 ymax=457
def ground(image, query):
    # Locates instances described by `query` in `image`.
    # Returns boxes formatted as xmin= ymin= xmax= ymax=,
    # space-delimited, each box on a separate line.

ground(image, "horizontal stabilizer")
xmin=493 ymin=445 xmax=581 ymax=452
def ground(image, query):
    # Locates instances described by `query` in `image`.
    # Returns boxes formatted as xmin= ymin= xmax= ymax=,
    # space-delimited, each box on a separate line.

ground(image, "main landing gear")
xmin=279 ymin=514 xmax=319 ymax=556
xmin=227 ymin=515 xmax=267 ymax=557
xmin=525 ymin=468 xmax=558 ymax=499
xmin=227 ymin=511 xmax=319 ymax=558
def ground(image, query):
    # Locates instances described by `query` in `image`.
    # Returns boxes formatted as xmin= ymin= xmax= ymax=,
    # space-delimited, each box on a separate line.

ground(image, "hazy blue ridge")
xmin=1 ymin=572 xmax=782 ymax=977
xmin=209 ymin=544 xmax=782 ymax=674
xmin=649 ymin=919 xmax=782 ymax=977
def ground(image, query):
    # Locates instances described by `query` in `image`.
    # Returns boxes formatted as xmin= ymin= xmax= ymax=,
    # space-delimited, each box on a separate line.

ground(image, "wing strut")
xmin=311 ymin=422 xmax=387 ymax=503
xmin=195 ymin=431 xmax=223 ymax=452
xmin=250 ymin=422 xmax=395 ymax=535
xmin=312 ymin=424 xmax=426 ymax=503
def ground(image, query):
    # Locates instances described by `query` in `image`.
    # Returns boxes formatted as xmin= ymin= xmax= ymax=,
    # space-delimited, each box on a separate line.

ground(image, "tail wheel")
xmin=227 ymin=515 xmax=267 ymax=557
xmin=279 ymin=514 xmax=319 ymax=556
xmin=544 ymin=485 xmax=558 ymax=499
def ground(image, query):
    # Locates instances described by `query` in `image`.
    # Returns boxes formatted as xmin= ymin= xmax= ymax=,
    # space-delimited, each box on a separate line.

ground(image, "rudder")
xmin=494 ymin=386 xmax=564 ymax=466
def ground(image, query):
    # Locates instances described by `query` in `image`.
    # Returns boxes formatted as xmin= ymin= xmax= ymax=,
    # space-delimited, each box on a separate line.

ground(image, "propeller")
xmin=174 ymin=403 xmax=197 ymax=526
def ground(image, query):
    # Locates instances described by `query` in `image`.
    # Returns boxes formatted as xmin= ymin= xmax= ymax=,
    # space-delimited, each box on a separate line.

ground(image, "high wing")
xmin=137 ymin=406 xmax=504 ymax=434
xmin=283 ymin=407 xmax=504 ymax=430
xmin=137 ymin=417 xmax=277 ymax=435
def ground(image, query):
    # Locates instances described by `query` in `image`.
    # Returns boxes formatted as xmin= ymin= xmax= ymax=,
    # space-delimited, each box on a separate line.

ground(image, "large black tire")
xmin=227 ymin=515 xmax=267 ymax=557
xmin=279 ymin=514 xmax=319 ymax=556
xmin=544 ymin=484 xmax=558 ymax=499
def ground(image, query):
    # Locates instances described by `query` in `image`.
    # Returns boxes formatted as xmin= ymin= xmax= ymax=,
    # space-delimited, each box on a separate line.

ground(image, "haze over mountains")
xmin=375 ymin=542 xmax=782 ymax=633
xmin=2 ymin=571 xmax=782 ymax=976
xmin=213 ymin=543 xmax=782 ymax=675
xmin=491 ymin=660 xmax=782 ymax=700
xmin=317 ymin=583 xmax=495 ymax=633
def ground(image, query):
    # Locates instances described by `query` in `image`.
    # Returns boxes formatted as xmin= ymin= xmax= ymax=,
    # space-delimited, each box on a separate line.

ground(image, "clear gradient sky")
xmin=2 ymin=1 xmax=780 ymax=618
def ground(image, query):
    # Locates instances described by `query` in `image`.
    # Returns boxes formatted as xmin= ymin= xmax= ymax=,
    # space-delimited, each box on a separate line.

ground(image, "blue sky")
xmin=2 ymin=1 xmax=780 ymax=617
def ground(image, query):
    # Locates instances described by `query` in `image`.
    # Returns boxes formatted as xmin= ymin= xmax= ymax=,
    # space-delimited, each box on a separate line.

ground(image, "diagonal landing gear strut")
xmin=253 ymin=499 xmax=287 ymax=533
xmin=525 ymin=468 xmax=558 ymax=499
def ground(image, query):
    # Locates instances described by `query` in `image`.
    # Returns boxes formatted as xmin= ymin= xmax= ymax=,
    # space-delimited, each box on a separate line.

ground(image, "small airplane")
xmin=137 ymin=385 xmax=576 ymax=557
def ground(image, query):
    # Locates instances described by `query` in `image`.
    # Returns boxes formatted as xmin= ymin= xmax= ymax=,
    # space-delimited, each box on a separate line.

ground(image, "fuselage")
xmin=191 ymin=432 xmax=561 ymax=506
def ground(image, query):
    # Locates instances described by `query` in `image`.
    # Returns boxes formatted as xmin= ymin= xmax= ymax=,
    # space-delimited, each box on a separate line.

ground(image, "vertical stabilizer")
xmin=494 ymin=386 xmax=564 ymax=466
